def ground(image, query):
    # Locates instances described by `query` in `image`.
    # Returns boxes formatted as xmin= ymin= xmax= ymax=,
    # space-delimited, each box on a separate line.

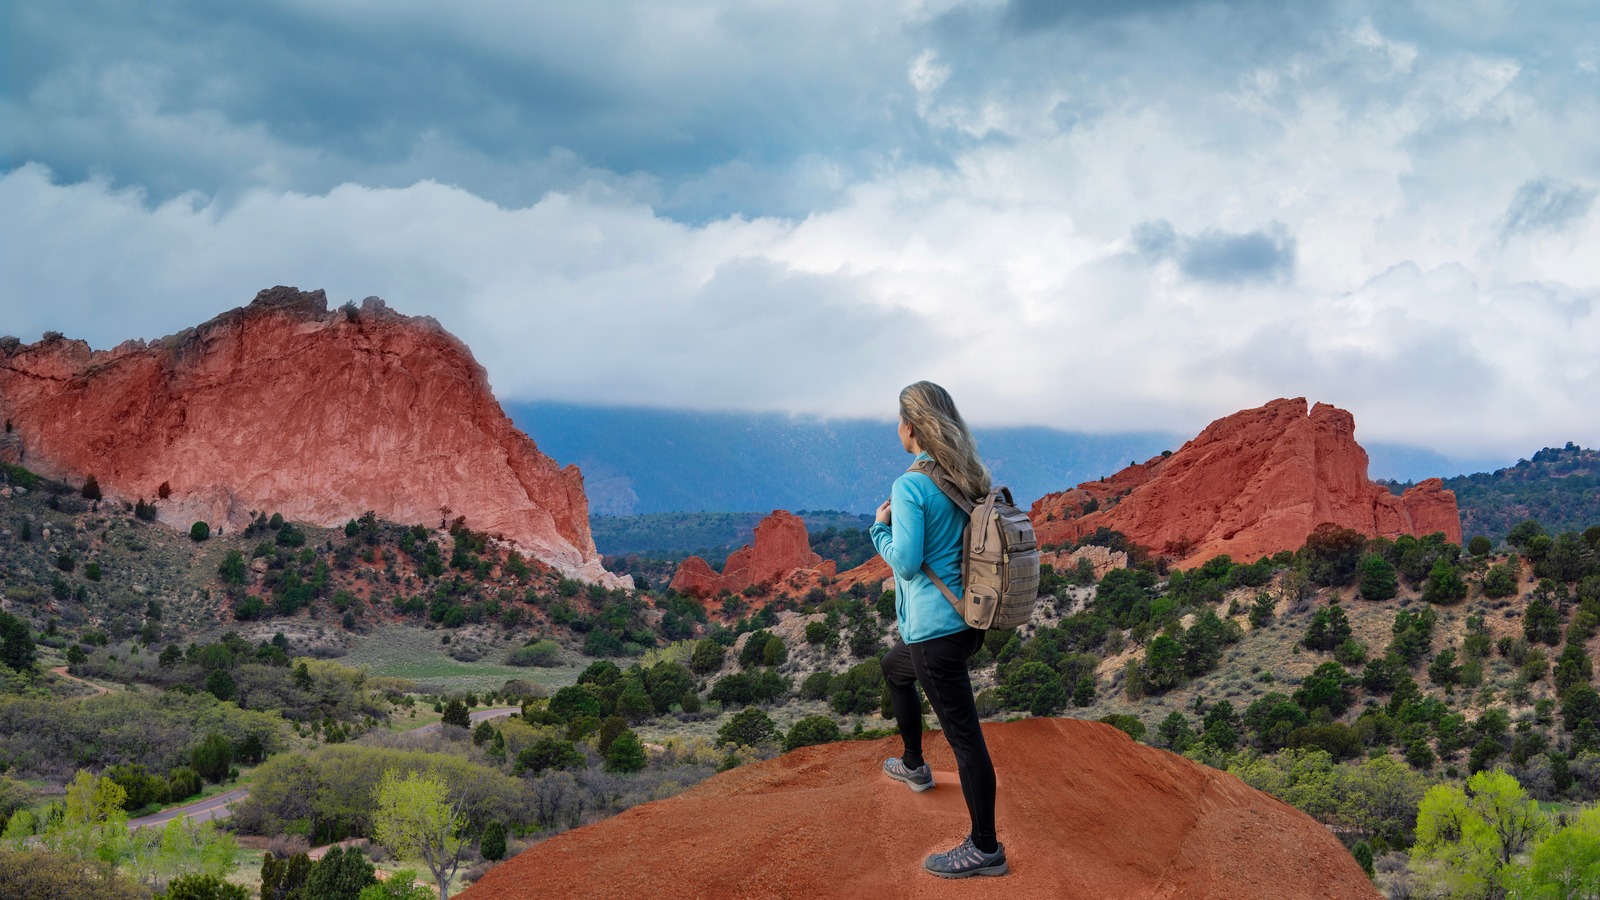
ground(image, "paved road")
xmin=127 ymin=706 xmax=521 ymax=830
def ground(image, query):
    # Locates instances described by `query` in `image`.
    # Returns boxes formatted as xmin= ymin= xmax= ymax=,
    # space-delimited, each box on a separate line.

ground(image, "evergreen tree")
xmin=440 ymin=699 xmax=471 ymax=730
xmin=305 ymin=845 xmax=377 ymax=900
xmin=480 ymin=822 xmax=507 ymax=862
xmin=604 ymin=730 xmax=648 ymax=773
xmin=1358 ymin=554 xmax=1399 ymax=601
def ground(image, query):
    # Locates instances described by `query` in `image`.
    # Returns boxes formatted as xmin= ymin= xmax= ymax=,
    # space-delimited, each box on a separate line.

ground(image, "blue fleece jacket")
xmin=869 ymin=452 xmax=970 ymax=644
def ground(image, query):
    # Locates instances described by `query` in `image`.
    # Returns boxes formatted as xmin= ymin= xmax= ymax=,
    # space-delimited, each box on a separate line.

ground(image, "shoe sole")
xmin=884 ymin=769 xmax=935 ymax=793
xmin=925 ymin=861 xmax=1009 ymax=879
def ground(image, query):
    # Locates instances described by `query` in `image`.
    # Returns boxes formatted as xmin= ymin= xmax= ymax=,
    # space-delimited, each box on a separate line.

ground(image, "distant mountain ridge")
xmin=508 ymin=401 xmax=1510 ymax=516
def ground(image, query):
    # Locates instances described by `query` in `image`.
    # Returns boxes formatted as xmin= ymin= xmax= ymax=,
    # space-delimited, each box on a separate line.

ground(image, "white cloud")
xmin=4 ymin=5 xmax=1600 ymax=460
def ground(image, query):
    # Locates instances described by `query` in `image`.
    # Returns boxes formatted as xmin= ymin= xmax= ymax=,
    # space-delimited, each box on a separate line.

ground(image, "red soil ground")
xmin=460 ymin=718 xmax=1378 ymax=900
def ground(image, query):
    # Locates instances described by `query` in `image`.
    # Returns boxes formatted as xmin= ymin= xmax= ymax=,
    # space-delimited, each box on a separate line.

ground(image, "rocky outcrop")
xmin=669 ymin=510 xmax=834 ymax=598
xmin=459 ymin=717 xmax=1379 ymax=900
xmin=0 ymin=287 xmax=621 ymax=585
xmin=1031 ymin=398 xmax=1462 ymax=565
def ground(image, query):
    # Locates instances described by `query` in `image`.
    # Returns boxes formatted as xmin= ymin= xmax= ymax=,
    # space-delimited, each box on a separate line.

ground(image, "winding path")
xmin=127 ymin=706 xmax=521 ymax=830
xmin=51 ymin=665 xmax=112 ymax=698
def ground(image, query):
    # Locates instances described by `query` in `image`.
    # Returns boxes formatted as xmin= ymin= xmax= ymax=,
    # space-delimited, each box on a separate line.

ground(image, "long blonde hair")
xmin=899 ymin=380 xmax=991 ymax=500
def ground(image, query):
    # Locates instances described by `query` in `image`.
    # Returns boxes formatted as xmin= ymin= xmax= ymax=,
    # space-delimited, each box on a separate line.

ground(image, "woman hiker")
xmin=871 ymin=380 xmax=1007 ymax=879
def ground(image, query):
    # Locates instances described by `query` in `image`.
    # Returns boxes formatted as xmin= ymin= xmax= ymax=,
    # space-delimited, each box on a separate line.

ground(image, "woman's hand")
xmin=875 ymin=499 xmax=892 ymax=526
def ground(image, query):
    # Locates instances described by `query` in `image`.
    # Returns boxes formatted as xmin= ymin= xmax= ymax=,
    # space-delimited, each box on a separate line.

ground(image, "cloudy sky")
xmin=3 ymin=0 xmax=1597 ymax=459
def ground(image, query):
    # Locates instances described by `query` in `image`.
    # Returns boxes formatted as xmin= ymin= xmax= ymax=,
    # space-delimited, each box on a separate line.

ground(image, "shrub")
xmin=784 ymin=715 xmax=842 ymax=751
xmin=0 ymin=848 xmax=147 ymax=899
xmin=162 ymin=873 xmax=251 ymax=900
xmin=805 ymin=621 xmax=828 ymax=645
xmin=507 ymin=639 xmax=562 ymax=667
xmin=189 ymin=521 xmax=210 ymax=542
xmin=1099 ymin=714 xmax=1146 ymax=741
xmin=81 ymin=475 xmax=102 ymax=502
xmin=1468 ymin=535 xmax=1492 ymax=557
xmin=191 ymin=732 xmax=234 ymax=782
xmin=689 ymin=640 xmax=725 ymax=675
xmin=440 ymin=699 xmax=471 ymax=730
xmin=718 ymin=707 xmax=778 ymax=748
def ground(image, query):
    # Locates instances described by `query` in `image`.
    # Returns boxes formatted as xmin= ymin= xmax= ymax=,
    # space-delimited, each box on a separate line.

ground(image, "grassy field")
xmin=339 ymin=624 xmax=588 ymax=694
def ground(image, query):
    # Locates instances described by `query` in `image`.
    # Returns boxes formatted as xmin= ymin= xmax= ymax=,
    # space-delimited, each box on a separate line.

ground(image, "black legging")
xmin=880 ymin=628 xmax=998 ymax=853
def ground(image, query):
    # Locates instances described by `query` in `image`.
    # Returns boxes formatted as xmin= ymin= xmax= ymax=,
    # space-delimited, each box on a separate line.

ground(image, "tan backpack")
xmin=908 ymin=458 xmax=1041 ymax=631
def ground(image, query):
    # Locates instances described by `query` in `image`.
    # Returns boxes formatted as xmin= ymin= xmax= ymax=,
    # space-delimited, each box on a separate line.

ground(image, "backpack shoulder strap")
xmin=921 ymin=562 xmax=962 ymax=609
xmin=906 ymin=458 xmax=975 ymax=515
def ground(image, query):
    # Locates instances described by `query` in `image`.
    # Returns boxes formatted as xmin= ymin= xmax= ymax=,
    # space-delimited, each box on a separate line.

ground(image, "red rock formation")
xmin=0 ymin=287 xmax=621 ymax=585
xmin=459 ymin=718 xmax=1378 ymax=900
xmin=1031 ymin=398 xmax=1461 ymax=565
xmin=669 ymin=510 xmax=834 ymax=598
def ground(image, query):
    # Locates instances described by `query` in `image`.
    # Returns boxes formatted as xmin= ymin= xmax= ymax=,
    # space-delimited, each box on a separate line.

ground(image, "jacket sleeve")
xmin=870 ymin=475 xmax=925 ymax=580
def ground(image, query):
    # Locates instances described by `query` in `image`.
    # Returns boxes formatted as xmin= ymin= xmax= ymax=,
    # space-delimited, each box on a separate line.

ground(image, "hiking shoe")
xmin=924 ymin=836 xmax=1008 ymax=878
xmin=883 ymin=757 xmax=935 ymax=792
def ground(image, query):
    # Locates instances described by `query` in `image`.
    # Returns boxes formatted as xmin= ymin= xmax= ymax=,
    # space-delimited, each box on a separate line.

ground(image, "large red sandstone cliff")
xmin=0 ymin=287 xmax=621 ymax=585
xmin=460 ymin=718 xmax=1378 ymax=900
xmin=1031 ymin=398 xmax=1461 ymax=564
xmin=669 ymin=510 xmax=835 ymax=598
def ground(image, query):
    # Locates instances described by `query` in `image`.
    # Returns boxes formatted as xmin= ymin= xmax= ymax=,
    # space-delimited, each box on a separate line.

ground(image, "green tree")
xmin=1142 ymin=634 xmax=1184 ymax=693
xmin=204 ymin=669 xmax=236 ymax=702
xmin=514 ymin=738 xmax=583 ymax=776
xmin=261 ymin=852 xmax=311 ymax=900
xmin=160 ymin=873 xmax=248 ymax=900
xmin=81 ymin=475 xmax=102 ymax=501
xmin=1483 ymin=561 xmax=1518 ymax=599
xmin=439 ymin=699 xmax=470 ymax=730
xmin=1468 ymin=535 xmax=1492 ymax=557
xmin=0 ymin=612 xmax=35 ymax=673
xmin=479 ymin=822 xmax=506 ymax=862
xmin=372 ymin=768 xmax=469 ymax=900
xmin=217 ymin=551 xmax=247 ymax=586
xmin=1358 ymin=554 xmax=1399 ymax=601
xmin=189 ymin=522 xmax=210 ymax=542
xmin=1411 ymin=769 xmax=1548 ymax=899
xmin=689 ymin=640 xmax=725 ymax=675
xmin=784 ymin=715 xmax=842 ymax=751
xmin=614 ymin=680 xmax=654 ymax=724
xmin=718 ymin=707 xmax=778 ymax=749
xmin=305 ymin=844 xmax=377 ymax=900
xmin=1506 ymin=806 xmax=1600 ymax=899
xmin=603 ymin=730 xmax=647 ymax=774
xmin=190 ymin=733 xmax=233 ymax=784
xmin=1422 ymin=559 xmax=1468 ymax=605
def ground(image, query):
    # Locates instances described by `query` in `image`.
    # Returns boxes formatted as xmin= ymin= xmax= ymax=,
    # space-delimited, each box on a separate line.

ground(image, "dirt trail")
xmin=459 ymin=718 xmax=1381 ymax=900
xmin=51 ymin=665 xmax=113 ymax=698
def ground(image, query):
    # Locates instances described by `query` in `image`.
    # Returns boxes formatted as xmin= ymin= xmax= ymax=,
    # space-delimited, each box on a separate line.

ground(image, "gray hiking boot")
xmin=882 ymin=757 xmax=934 ymax=792
xmin=924 ymin=836 xmax=1008 ymax=878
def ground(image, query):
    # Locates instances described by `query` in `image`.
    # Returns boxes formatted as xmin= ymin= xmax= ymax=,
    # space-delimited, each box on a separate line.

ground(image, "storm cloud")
xmin=3 ymin=0 xmax=1600 ymax=457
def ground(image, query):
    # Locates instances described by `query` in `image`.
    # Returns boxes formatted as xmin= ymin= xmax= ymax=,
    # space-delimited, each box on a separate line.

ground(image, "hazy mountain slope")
xmin=509 ymin=401 xmax=1508 ymax=515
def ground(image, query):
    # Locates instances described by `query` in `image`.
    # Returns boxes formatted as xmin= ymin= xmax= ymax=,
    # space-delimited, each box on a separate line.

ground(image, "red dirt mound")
xmin=460 ymin=718 xmax=1377 ymax=900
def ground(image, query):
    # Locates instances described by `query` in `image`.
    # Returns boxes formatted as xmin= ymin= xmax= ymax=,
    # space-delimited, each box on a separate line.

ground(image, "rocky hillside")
xmin=0 ymin=287 xmax=618 ymax=585
xmin=1030 ymin=398 xmax=1461 ymax=564
xmin=1436 ymin=443 xmax=1600 ymax=544
xmin=459 ymin=717 xmax=1378 ymax=900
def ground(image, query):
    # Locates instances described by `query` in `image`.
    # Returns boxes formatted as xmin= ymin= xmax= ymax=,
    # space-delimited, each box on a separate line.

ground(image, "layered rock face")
xmin=1032 ymin=398 xmax=1462 ymax=564
xmin=459 ymin=718 xmax=1379 ymax=900
xmin=0 ymin=287 xmax=620 ymax=585
xmin=669 ymin=510 xmax=834 ymax=598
